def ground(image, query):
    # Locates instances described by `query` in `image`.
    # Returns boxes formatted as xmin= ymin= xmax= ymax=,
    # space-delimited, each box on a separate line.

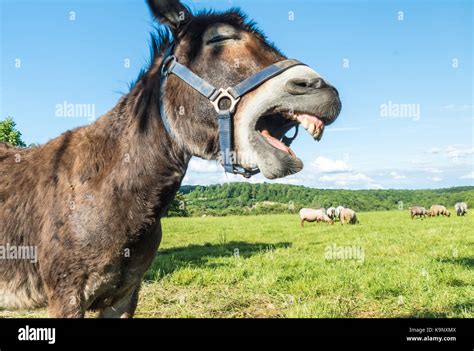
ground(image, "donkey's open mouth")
xmin=256 ymin=111 xmax=326 ymax=158
xmin=235 ymin=63 xmax=341 ymax=180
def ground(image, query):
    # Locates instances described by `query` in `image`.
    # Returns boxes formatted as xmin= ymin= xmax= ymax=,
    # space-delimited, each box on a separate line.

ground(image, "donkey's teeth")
xmin=294 ymin=113 xmax=325 ymax=141
xmin=314 ymin=126 xmax=324 ymax=141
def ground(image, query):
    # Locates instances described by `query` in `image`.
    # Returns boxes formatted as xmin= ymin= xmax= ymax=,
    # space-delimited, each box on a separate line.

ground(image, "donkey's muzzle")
xmin=285 ymin=77 xmax=339 ymax=96
xmin=285 ymin=77 xmax=341 ymax=125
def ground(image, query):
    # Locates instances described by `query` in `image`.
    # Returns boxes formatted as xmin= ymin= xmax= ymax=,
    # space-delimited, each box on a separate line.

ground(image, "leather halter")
xmin=159 ymin=45 xmax=306 ymax=178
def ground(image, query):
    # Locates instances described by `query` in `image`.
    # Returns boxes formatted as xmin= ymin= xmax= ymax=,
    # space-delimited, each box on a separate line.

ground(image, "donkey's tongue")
xmin=260 ymin=129 xmax=296 ymax=157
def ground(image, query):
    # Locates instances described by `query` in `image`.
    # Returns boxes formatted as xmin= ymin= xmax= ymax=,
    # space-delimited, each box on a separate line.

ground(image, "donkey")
xmin=0 ymin=0 xmax=341 ymax=317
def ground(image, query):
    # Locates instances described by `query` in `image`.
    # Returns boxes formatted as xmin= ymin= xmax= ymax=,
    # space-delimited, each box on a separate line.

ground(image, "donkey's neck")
xmin=77 ymin=82 xmax=191 ymax=221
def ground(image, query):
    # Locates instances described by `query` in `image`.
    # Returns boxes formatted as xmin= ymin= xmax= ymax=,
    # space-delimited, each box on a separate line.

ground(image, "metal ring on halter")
xmin=161 ymin=55 xmax=177 ymax=77
xmin=210 ymin=88 xmax=241 ymax=114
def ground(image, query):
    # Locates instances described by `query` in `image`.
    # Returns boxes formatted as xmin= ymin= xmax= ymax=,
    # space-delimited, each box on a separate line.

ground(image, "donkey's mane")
xmin=131 ymin=8 xmax=282 ymax=90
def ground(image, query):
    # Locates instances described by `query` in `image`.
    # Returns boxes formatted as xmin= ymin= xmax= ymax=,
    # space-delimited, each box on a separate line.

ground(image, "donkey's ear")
xmin=146 ymin=0 xmax=191 ymax=31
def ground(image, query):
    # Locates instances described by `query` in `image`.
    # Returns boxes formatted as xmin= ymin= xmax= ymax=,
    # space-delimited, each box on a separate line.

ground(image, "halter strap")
xmin=162 ymin=56 xmax=218 ymax=99
xmin=228 ymin=59 xmax=304 ymax=98
xmin=159 ymin=47 xmax=306 ymax=178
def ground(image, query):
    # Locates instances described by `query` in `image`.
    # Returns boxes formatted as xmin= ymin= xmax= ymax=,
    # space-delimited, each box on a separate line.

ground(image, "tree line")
xmin=169 ymin=183 xmax=474 ymax=217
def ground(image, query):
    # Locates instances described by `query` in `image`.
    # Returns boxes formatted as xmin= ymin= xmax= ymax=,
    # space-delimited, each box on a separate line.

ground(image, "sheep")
xmin=410 ymin=206 xmax=428 ymax=219
xmin=428 ymin=205 xmax=451 ymax=217
xmin=326 ymin=207 xmax=337 ymax=220
xmin=335 ymin=206 xmax=345 ymax=220
xmin=319 ymin=212 xmax=334 ymax=225
xmin=454 ymin=202 xmax=468 ymax=216
xmin=340 ymin=208 xmax=358 ymax=225
xmin=299 ymin=208 xmax=334 ymax=227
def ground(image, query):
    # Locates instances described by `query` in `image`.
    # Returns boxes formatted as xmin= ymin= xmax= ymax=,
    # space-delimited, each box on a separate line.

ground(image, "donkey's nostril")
xmin=286 ymin=78 xmax=328 ymax=95
xmin=295 ymin=79 xmax=311 ymax=88
xmin=310 ymin=78 xmax=326 ymax=89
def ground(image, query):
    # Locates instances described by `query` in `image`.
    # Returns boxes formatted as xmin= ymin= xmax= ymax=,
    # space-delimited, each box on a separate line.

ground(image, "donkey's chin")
xmin=253 ymin=139 xmax=304 ymax=179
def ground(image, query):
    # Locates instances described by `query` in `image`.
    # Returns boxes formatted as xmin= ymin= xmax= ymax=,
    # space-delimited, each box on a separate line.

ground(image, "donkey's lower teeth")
xmin=260 ymin=129 xmax=297 ymax=157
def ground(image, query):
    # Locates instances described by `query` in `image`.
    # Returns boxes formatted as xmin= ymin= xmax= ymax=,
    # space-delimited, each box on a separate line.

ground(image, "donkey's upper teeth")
xmin=314 ymin=126 xmax=324 ymax=141
xmin=294 ymin=113 xmax=325 ymax=141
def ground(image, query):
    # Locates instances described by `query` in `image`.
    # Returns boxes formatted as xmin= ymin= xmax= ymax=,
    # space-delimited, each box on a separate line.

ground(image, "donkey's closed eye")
xmin=206 ymin=34 xmax=240 ymax=45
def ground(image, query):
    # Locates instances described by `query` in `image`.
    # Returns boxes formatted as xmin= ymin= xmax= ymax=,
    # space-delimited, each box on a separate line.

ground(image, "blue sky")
xmin=1 ymin=0 xmax=472 ymax=189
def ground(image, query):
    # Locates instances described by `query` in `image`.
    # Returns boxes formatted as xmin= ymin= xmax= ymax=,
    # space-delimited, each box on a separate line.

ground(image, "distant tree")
xmin=0 ymin=117 xmax=26 ymax=147
xmin=167 ymin=192 xmax=189 ymax=217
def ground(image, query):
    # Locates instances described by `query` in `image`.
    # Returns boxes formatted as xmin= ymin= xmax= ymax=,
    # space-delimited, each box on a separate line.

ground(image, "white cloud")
xmin=425 ymin=168 xmax=443 ymax=174
xmin=183 ymin=158 xmax=270 ymax=185
xmin=311 ymin=156 xmax=351 ymax=173
xmin=183 ymin=170 xmax=257 ymax=186
xmin=460 ymin=172 xmax=474 ymax=180
xmin=429 ymin=147 xmax=441 ymax=154
xmin=390 ymin=171 xmax=406 ymax=179
xmin=445 ymin=145 xmax=474 ymax=160
xmin=187 ymin=158 xmax=222 ymax=173
xmin=183 ymin=155 xmax=462 ymax=190
xmin=410 ymin=159 xmax=431 ymax=166
xmin=443 ymin=104 xmax=472 ymax=112
xmin=274 ymin=174 xmax=315 ymax=186
xmin=318 ymin=172 xmax=383 ymax=189
xmin=428 ymin=176 xmax=443 ymax=182
xmin=369 ymin=183 xmax=385 ymax=190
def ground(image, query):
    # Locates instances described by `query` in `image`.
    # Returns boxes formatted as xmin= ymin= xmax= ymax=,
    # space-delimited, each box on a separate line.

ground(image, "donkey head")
xmin=147 ymin=0 xmax=341 ymax=179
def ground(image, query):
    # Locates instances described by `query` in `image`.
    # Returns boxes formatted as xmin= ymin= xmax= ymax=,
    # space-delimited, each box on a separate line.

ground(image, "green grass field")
xmin=1 ymin=211 xmax=472 ymax=318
